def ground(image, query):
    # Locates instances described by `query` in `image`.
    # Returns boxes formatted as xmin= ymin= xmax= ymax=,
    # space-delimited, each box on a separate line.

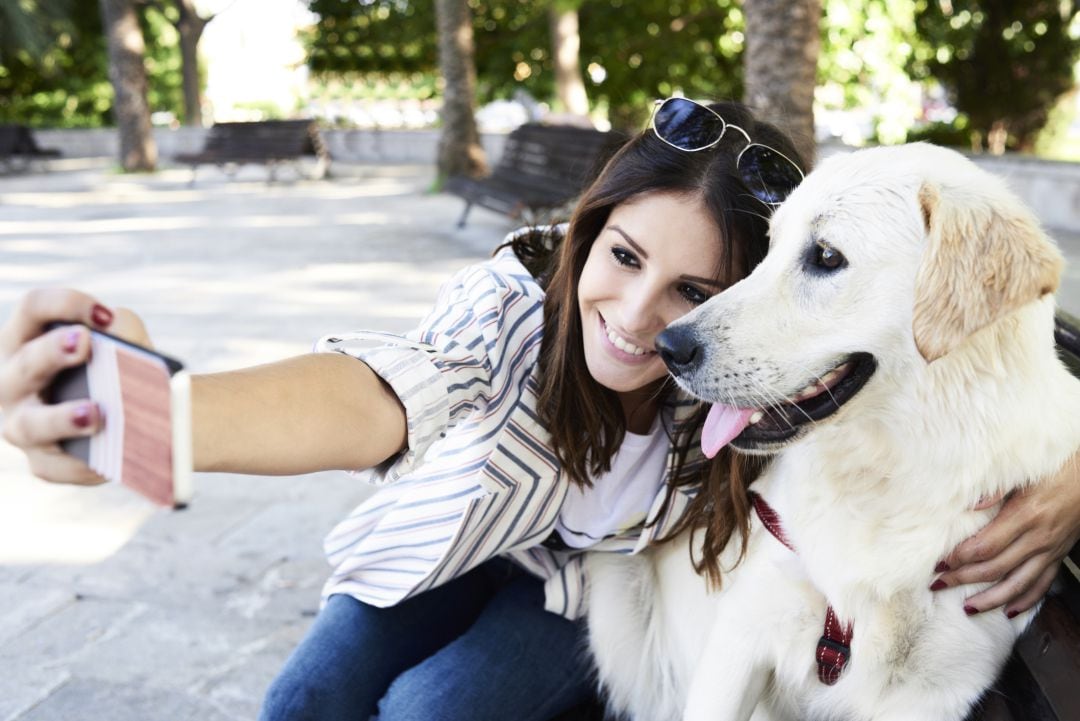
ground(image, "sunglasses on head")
xmin=649 ymin=97 xmax=805 ymax=206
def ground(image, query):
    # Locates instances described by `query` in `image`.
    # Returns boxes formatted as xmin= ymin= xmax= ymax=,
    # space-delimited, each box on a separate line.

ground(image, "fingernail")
xmin=72 ymin=403 xmax=94 ymax=428
xmin=934 ymin=561 xmax=950 ymax=573
xmin=964 ymin=605 xmax=979 ymax=616
xmin=91 ymin=304 xmax=113 ymax=327
xmin=930 ymin=579 xmax=947 ymax=592
xmin=62 ymin=328 xmax=81 ymax=353
xmin=1006 ymin=609 xmax=1019 ymax=619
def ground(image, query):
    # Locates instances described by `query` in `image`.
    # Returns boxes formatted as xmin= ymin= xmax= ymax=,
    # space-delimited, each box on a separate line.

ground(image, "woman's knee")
xmin=259 ymin=668 xmax=345 ymax=721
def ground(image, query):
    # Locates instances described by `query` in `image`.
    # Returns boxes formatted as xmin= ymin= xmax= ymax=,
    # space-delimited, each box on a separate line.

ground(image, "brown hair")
xmin=516 ymin=101 xmax=805 ymax=582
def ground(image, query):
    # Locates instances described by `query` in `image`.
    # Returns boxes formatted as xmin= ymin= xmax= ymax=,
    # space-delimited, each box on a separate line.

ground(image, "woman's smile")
xmin=598 ymin=313 xmax=656 ymax=364
xmin=577 ymin=191 xmax=726 ymax=403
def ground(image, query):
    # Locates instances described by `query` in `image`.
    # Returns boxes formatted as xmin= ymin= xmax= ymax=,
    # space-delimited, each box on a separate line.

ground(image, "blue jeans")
xmin=258 ymin=559 xmax=598 ymax=721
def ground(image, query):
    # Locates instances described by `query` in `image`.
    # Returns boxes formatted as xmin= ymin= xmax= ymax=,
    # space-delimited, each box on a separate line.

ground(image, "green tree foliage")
xmin=303 ymin=0 xmax=745 ymax=130
xmin=0 ymin=1 xmax=186 ymax=128
xmin=0 ymin=2 xmax=112 ymax=127
xmin=909 ymin=0 xmax=1080 ymax=153
xmin=817 ymin=0 xmax=921 ymax=144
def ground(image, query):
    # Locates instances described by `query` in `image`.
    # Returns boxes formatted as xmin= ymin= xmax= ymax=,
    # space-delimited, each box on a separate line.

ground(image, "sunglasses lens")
xmin=653 ymin=98 xmax=725 ymax=151
xmin=739 ymin=145 xmax=803 ymax=204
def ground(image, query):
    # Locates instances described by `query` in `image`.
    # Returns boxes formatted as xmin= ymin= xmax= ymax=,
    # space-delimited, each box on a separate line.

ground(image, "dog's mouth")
xmin=701 ymin=352 xmax=877 ymax=457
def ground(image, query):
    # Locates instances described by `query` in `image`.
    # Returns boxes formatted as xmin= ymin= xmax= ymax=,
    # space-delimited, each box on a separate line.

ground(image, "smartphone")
xmin=46 ymin=325 xmax=193 ymax=508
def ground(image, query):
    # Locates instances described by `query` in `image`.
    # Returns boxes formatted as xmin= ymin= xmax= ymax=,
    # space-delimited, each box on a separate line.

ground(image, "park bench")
xmin=443 ymin=122 xmax=623 ymax=228
xmin=0 ymin=124 xmax=61 ymax=172
xmin=174 ymin=119 xmax=331 ymax=184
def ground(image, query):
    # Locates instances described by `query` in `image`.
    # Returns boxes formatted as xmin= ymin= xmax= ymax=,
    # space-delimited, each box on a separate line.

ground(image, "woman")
xmin=1 ymin=99 xmax=1077 ymax=720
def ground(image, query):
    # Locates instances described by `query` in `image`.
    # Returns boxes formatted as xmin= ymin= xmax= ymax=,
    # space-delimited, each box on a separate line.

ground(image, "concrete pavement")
xmin=1 ymin=157 xmax=1079 ymax=721
xmin=0 ymin=159 xmax=512 ymax=721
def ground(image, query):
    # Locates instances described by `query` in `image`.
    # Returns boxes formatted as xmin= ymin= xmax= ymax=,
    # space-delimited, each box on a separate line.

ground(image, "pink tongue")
xmin=701 ymin=404 xmax=756 ymax=458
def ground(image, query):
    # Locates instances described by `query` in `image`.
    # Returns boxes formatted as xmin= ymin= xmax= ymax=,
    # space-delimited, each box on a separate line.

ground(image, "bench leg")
xmin=268 ymin=161 xmax=278 ymax=184
xmin=457 ymin=202 xmax=473 ymax=229
xmin=188 ymin=165 xmax=198 ymax=187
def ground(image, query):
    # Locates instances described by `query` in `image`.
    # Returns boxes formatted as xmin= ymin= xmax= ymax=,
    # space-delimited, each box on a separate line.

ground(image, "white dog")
xmin=586 ymin=143 xmax=1080 ymax=721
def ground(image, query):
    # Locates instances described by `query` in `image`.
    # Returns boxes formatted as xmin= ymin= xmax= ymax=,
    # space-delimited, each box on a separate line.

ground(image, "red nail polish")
xmin=930 ymin=579 xmax=947 ymax=592
xmin=1006 ymin=609 xmax=1019 ymax=619
xmin=91 ymin=304 xmax=113 ymax=327
xmin=73 ymin=403 xmax=94 ymax=428
xmin=964 ymin=605 xmax=978 ymax=616
xmin=934 ymin=561 xmax=950 ymax=573
xmin=62 ymin=329 xmax=81 ymax=353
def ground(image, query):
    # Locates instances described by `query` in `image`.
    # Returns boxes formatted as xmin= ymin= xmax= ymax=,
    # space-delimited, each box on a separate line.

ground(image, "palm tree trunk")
xmin=99 ymin=0 xmax=157 ymax=171
xmin=549 ymin=3 xmax=589 ymax=117
xmin=175 ymin=0 xmax=210 ymax=127
xmin=435 ymin=0 xmax=487 ymax=181
xmin=743 ymin=0 xmax=820 ymax=167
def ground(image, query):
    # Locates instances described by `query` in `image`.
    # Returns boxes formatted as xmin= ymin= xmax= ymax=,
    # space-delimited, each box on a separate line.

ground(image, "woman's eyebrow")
xmin=609 ymin=225 xmax=724 ymax=288
xmin=683 ymin=274 xmax=724 ymax=288
xmin=608 ymin=226 xmax=648 ymax=258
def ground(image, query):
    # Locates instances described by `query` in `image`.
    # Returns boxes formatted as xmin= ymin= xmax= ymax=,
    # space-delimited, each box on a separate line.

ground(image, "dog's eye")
xmin=809 ymin=243 xmax=847 ymax=271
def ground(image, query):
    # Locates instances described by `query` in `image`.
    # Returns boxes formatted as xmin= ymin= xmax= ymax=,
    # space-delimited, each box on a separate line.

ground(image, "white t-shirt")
xmin=553 ymin=416 xmax=670 ymax=549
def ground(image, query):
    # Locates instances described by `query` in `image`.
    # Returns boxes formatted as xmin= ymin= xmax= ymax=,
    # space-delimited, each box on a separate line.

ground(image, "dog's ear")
xmin=912 ymin=180 xmax=1062 ymax=362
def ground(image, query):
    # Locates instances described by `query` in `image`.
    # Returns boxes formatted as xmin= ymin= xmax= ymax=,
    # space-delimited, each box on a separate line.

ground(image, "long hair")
xmin=524 ymin=101 xmax=805 ymax=582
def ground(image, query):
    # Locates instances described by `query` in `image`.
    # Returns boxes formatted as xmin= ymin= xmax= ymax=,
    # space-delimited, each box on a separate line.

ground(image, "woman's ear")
xmin=912 ymin=180 xmax=1062 ymax=363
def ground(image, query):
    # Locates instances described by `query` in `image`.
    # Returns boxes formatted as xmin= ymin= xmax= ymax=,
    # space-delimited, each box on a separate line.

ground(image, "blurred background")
xmin=2 ymin=0 xmax=1079 ymax=169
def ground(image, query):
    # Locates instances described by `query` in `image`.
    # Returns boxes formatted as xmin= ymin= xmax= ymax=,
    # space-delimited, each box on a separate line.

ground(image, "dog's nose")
xmin=655 ymin=326 xmax=701 ymax=375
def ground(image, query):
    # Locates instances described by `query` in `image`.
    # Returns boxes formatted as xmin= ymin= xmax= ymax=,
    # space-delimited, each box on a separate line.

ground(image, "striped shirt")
xmin=315 ymin=228 xmax=706 ymax=620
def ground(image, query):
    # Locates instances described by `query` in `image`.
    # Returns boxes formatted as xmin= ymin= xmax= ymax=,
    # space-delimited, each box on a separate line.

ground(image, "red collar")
xmin=750 ymin=491 xmax=854 ymax=685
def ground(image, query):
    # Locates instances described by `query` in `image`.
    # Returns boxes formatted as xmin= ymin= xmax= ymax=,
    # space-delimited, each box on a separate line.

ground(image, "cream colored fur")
xmin=587 ymin=144 xmax=1080 ymax=721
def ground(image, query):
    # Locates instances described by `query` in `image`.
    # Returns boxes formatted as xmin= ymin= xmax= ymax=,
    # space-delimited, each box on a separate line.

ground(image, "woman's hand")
xmin=0 ymin=289 xmax=149 ymax=485
xmin=933 ymin=450 xmax=1080 ymax=617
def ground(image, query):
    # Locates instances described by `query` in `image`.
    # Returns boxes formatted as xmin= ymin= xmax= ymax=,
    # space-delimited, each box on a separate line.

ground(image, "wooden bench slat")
xmin=174 ymin=119 xmax=330 ymax=183
xmin=444 ymin=122 xmax=623 ymax=227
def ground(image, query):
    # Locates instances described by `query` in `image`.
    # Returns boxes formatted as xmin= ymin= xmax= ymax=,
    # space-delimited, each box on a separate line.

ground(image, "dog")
xmin=586 ymin=143 xmax=1080 ymax=721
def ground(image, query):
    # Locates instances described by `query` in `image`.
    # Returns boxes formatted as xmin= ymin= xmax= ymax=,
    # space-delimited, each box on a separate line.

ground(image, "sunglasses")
xmin=650 ymin=97 xmax=805 ymax=206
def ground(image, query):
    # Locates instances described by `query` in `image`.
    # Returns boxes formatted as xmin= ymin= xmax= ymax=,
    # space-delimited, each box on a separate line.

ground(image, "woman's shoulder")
xmin=457 ymin=224 xmax=567 ymax=301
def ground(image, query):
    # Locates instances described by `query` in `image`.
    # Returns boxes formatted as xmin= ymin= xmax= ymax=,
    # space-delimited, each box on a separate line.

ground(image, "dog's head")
xmin=658 ymin=143 xmax=1062 ymax=456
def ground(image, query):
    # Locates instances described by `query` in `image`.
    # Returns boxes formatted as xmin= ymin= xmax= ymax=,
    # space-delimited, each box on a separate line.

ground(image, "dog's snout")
xmin=655 ymin=326 xmax=701 ymax=376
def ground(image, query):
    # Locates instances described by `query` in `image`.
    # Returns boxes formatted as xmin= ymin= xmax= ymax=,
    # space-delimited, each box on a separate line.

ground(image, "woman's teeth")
xmin=606 ymin=326 xmax=647 ymax=356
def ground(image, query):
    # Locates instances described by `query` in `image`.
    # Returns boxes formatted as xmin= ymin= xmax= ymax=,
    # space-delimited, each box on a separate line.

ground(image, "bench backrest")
xmin=0 ymin=124 xmax=21 ymax=155
xmin=492 ymin=123 xmax=620 ymax=189
xmin=202 ymin=119 xmax=318 ymax=158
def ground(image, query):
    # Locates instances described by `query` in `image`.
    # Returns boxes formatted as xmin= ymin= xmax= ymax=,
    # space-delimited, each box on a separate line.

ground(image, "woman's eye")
xmin=810 ymin=243 xmax=847 ymax=271
xmin=611 ymin=247 xmax=639 ymax=268
xmin=679 ymin=284 xmax=709 ymax=305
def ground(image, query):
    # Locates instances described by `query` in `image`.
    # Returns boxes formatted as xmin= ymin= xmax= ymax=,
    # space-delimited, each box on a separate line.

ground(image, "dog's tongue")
xmin=701 ymin=404 xmax=755 ymax=458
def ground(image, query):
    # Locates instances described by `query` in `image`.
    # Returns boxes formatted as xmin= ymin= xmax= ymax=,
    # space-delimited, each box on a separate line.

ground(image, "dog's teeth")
xmin=749 ymin=411 xmax=764 ymax=424
xmin=802 ymin=384 xmax=817 ymax=398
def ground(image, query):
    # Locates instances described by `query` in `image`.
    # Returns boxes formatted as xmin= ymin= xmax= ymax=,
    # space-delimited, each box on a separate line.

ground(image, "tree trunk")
xmin=174 ymin=0 xmax=210 ymax=127
xmin=434 ymin=0 xmax=487 ymax=181
xmin=743 ymin=0 xmax=820 ymax=167
xmin=549 ymin=3 xmax=589 ymax=117
xmin=99 ymin=0 xmax=157 ymax=171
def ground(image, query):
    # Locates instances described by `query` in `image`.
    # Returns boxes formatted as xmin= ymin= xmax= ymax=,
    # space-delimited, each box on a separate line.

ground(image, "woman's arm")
xmin=192 ymin=353 xmax=406 ymax=475
xmin=934 ymin=449 xmax=1080 ymax=616
xmin=0 ymin=289 xmax=407 ymax=483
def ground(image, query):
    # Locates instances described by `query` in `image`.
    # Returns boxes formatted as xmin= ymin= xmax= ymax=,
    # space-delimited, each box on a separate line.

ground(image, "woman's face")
xmin=577 ymin=191 xmax=728 ymax=400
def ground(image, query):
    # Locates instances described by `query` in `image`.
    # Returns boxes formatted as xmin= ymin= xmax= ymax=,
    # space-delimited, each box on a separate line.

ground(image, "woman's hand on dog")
xmin=933 ymin=451 xmax=1080 ymax=617
xmin=0 ymin=289 xmax=150 ymax=486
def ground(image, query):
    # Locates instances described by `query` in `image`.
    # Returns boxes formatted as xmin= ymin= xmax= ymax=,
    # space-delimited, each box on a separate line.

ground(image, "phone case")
xmin=47 ymin=326 xmax=193 ymax=508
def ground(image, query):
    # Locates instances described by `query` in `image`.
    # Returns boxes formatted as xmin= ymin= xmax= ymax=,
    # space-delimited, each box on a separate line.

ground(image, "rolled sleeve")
xmin=315 ymin=248 xmax=544 ymax=482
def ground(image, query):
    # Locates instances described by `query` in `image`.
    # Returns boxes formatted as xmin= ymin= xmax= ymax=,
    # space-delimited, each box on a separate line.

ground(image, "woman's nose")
xmin=621 ymin=284 xmax=664 ymax=335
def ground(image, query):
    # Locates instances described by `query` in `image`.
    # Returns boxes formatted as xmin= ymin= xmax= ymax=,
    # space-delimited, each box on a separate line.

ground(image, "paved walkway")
xmin=1 ymin=158 xmax=1079 ymax=721
xmin=0 ymin=160 xmax=512 ymax=721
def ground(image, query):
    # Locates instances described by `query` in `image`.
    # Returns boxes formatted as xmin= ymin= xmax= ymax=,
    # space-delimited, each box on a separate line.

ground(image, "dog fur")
xmin=586 ymin=143 xmax=1080 ymax=721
